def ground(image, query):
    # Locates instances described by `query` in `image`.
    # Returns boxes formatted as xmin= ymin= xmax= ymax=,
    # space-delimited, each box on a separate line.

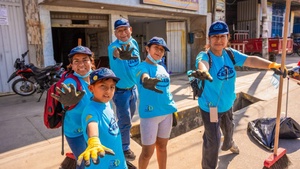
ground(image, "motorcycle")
xmin=7 ymin=50 xmax=64 ymax=101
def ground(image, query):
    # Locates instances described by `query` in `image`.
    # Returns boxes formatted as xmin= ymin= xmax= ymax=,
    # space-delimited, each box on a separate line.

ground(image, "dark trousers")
xmin=200 ymin=108 xmax=235 ymax=169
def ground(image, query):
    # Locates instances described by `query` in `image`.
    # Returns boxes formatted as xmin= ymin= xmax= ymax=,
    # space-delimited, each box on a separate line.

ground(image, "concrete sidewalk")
xmin=0 ymin=55 xmax=300 ymax=169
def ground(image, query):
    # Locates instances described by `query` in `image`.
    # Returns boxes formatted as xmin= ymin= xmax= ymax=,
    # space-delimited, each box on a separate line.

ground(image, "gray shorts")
xmin=140 ymin=114 xmax=172 ymax=145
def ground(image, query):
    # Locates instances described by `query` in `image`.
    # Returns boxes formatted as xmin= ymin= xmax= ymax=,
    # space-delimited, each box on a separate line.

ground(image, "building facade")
xmin=1 ymin=0 xmax=300 ymax=94
xmin=1 ymin=0 xmax=209 ymax=94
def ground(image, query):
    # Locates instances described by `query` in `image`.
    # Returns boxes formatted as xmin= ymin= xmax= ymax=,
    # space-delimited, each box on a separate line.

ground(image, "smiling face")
xmin=146 ymin=44 xmax=165 ymax=61
xmin=209 ymin=34 xmax=229 ymax=55
xmin=114 ymin=26 xmax=132 ymax=42
xmin=71 ymin=54 xmax=92 ymax=76
xmin=88 ymin=78 xmax=116 ymax=103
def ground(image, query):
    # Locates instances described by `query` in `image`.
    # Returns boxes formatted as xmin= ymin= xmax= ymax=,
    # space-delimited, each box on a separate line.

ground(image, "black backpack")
xmin=191 ymin=48 xmax=236 ymax=100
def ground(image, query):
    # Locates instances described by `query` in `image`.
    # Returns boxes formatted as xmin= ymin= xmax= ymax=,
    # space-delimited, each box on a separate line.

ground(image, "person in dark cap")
xmin=62 ymin=45 xmax=96 ymax=169
xmin=77 ymin=67 xmax=129 ymax=169
xmin=135 ymin=37 xmax=177 ymax=169
xmin=107 ymin=18 xmax=140 ymax=162
xmin=189 ymin=20 xmax=287 ymax=169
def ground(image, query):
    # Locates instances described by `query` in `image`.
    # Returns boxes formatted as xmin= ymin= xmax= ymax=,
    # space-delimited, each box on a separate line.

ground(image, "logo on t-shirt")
xmin=156 ymin=74 xmax=170 ymax=87
xmin=108 ymin=118 xmax=119 ymax=136
xmin=217 ymin=66 xmax=234 ymax=80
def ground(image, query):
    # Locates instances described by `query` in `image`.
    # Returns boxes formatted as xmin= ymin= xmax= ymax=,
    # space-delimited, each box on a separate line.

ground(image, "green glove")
xmin=268 ymin=62 xmax=287 ymax=78
xmin=142 ymin=77 xmax=163 ymax=94
xmin=117 ymin=44 xmax=139 ymax=60
xmin=189 ymin=70 xmax=213 ymax=82
xmin=77 ymin=137 xmax=115 ymax=167
xmin=51 ymin=83 xmax=85 ymax=107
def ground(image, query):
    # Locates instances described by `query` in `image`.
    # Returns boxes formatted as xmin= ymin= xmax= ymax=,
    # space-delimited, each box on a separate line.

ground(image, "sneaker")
xmin=124 ymin=149 xmax=136 ymax=161
xmin=229 ymin=142 xmax=240 ymax=154
xmin=126 ymin=161 xmax=137 ymax=169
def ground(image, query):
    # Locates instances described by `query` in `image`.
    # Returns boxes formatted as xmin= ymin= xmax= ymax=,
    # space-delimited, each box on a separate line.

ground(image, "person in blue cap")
xmin=61 ymin=45 xmax=95 ymax=169
xmin=189 ymin=21 xmax=287 ymax=169
xmin=135 ymin=37 xmax=177 ymax=169
xmin=107 ymin=18 xmax=140 ymax=161
xmin=77 ymin=67 xmax=129 ymax=169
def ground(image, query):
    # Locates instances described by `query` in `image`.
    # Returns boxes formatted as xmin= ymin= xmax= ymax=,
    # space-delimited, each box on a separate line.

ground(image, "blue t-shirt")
xmin=135 ymin=61 xmax=177 ymax=118
xmin=108 ymin=37 xmax=140 ymax=88
xmin=195 ymin=48 xmax=247 ymax=113
xmin=63 ymin=76 xmax=92 ymax=138
xmin=82 ymin=100 xmax=127 ymax=169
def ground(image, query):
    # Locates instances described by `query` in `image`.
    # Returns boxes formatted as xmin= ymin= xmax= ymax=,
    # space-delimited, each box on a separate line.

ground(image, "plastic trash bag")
xmin=247 ymin=117 xmax=300 ymax=151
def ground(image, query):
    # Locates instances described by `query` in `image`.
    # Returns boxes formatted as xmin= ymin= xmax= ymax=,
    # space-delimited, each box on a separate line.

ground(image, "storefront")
xmin=38 ymin=0 xmax=208 ymax=74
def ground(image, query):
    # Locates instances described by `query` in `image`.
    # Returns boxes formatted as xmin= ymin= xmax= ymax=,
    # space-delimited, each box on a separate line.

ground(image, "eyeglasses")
xmin=72 ymin=59 xmax=90 ymax=65
xmin=210 ymin=35 xmax=227 ymax=41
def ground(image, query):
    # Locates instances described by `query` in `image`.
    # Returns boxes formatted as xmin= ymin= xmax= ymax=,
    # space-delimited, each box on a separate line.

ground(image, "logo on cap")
xmin=213 ymin=23 xmax=224 ymax=31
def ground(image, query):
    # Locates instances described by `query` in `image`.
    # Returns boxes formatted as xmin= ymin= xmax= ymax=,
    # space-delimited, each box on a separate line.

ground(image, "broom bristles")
xmin=60 ymin=152 xmax=76 ymax=169
xmin=263 ymin=148 xmax=291 ymax=169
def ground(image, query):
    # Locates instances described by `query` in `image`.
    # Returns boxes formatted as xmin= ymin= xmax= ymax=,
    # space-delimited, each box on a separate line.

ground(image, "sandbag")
xmin=247 ymin=117 xmax=300 ymax=151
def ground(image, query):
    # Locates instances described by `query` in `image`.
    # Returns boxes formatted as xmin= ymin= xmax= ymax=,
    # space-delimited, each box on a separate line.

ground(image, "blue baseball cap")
xmin=147 ymin=37 xmax=170 ymax=52
xmin=90 ymin=67 xmax=120 ymax=85
xmin=208 ymin=21 xmax=229 ymax=36
xmin=68 ymin=46 xmax=92 ymax=58
xmin=114 ymin=18 xmax=130 ymax=30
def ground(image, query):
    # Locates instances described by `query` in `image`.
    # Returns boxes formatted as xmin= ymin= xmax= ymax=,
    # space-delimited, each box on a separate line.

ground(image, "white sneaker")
xmin=229 ymin=142 xmax=240 ymax=154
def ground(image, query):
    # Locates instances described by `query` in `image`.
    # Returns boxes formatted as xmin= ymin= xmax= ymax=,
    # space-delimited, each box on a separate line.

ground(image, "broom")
xmin=263 ymin=0 xmax=291 ymax=168
xmin=60 ymin=152 xmax=76 ymax=169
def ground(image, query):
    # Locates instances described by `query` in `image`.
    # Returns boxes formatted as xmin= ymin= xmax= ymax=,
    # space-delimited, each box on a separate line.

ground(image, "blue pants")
xmin=65 ymin=135 xmax=87 ymax=169
xmin=200 ymin=108 xmax=234 ymax=169
xmin=113 ymin=85 xmax=138 ymax=151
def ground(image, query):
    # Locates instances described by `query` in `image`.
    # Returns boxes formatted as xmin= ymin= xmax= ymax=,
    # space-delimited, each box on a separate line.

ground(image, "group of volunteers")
xmin=53 ymin=18 xmax=287 ymax=169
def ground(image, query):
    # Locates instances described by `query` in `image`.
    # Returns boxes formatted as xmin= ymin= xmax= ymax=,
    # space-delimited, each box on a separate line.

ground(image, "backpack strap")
xmin=197 ymin=49 xmax=236 ymax=98
xmin=59 ymin=73 xmax=82 ymax=155
xmin=64 ymin=73 xmax=82 ymax=91
xmin=224 ymin=47 xmax=236 ymax=65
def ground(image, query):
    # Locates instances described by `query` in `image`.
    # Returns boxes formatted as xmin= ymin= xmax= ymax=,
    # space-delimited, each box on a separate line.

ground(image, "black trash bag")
xmin=247 ymin=117 xmax=300 ymax=151
xmin=280 ymin=117 xmax=300 ymax=139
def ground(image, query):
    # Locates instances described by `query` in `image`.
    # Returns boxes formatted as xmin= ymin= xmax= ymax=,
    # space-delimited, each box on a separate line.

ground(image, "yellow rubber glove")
xmin=268 ymin=62 xmax=281 ymax=69
xmin=77 ymin=137 xmax=115 ymax=167
xmin=268 ymin=62 xmax=287 ymax=78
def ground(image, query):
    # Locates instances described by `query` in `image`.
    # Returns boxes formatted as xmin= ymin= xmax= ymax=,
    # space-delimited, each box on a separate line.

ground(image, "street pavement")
xmin=0 ymin=54 xmax=300 ymax=169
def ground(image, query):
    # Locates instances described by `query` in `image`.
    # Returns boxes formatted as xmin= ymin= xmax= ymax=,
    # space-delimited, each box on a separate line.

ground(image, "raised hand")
xmin=142 ymin=77 xmax=163 ymax=93
xmin=51 ymin=83 xmax=85 ymax=107
xmin=77 ymin=137 xmax=115 ymax=167
xmin=269 ymin=62 xmax=287 ymax=78
xmin=117 ymin=44 xmax=139 ymax=60
xmin=188 ymin=70 xmax=213 ymax=82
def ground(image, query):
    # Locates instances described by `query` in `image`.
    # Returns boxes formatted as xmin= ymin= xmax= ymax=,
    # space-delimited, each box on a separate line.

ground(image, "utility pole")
xmin=261 ymin=0 xmax=269 ymax=60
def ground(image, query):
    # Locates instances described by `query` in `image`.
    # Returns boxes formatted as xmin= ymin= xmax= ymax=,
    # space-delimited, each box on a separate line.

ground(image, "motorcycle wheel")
xmin=12 ymin=78 xmax=36 ymax=96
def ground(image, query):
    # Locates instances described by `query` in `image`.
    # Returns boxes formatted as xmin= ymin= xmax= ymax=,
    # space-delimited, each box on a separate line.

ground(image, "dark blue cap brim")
xmin=148 ymin=42 xmax=170 ymax=52
xmin=90 ymin=76 xmax=120 ymax=85
xmin=209 ymin=32 xmax=229 ymax=36
xmin=68 ymin=52 xmax=92 ymax=58
xmin=114 ymin=25 xmax=130 ymax=30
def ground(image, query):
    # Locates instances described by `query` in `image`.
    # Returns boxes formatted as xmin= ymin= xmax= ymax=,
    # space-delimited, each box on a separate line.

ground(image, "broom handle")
xmin=273 ymin=0 xmax=291 ymax=156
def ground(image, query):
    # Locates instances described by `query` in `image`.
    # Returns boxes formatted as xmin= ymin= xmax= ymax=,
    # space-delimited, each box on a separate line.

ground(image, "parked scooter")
xmin=7 ymin=50 xmax=64 ymax=101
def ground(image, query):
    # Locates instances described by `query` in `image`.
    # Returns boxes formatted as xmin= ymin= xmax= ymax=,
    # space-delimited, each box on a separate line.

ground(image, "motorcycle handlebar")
xmin=21 ymin=50 xmax=29 ymax=58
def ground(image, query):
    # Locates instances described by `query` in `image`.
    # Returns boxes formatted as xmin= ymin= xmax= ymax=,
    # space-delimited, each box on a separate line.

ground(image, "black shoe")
xmin=126 ymin=161 xmax=137 ymax=169
xmin=124 ymin=149 xmax=136 ymax=161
